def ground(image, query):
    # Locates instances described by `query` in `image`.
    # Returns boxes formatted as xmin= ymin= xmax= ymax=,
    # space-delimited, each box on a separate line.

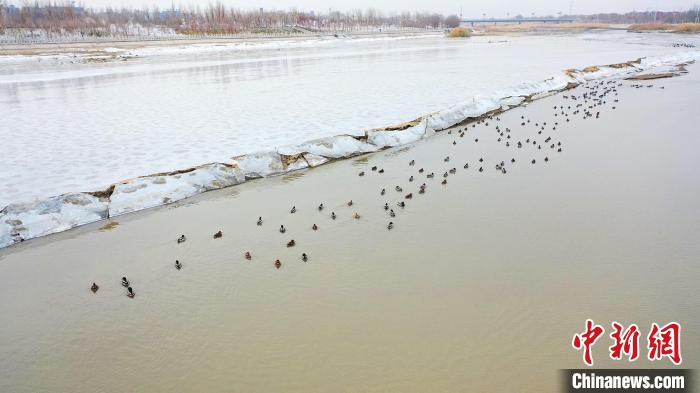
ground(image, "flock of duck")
xmin=90 ymin=78 xmax=657 ymax=298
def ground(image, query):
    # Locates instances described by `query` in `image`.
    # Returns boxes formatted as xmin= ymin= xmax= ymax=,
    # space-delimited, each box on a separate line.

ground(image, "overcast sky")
xmin=23 ymin=0 xmax=700 ymax=16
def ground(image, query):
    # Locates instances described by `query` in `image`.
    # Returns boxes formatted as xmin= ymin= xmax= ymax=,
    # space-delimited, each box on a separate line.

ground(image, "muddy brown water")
xmin=1 ymin=66 xmax=699 ymax=392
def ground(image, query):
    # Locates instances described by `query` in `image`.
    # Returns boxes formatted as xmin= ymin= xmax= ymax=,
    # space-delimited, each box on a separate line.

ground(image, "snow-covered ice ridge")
xmin=1 ymin=52 xmax=697 ymax=249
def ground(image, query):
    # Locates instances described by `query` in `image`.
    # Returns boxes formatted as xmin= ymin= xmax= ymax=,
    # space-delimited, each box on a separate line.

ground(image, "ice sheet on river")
xmin=109 ymin=163 xmax=245 ymax=216
xmin=0 ymin=193 xmax=108 ymax=248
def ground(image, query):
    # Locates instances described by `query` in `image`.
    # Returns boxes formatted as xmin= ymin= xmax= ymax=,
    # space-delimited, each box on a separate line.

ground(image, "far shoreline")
xmin=0 ymin=29 xmax=442 ymax=56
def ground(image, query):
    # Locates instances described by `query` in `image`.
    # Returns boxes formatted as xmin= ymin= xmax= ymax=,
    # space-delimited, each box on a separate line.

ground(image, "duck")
xmin=544 ymin=157 xmax=549 ymax=162
xmin=531 ymin=159 xmax=536 ymax=164
xmin=353 ymin=213 xmax=361 ymax=219
xmin=91 ymin=282 xmax=99 ymax=293
xmin=444 ymin=156 xmax=450 ymax=162
xmin=389 ymin=209 xmax=396 ymax=217
xmin=318 ymin=203 xmax=324 ymax=211
xmin=474 ymin=138 xmax=479 ymax=142
xmin=275 ymin=259 xmax=282 ymax=269
xmin=387 ymin=222 xmax=394 ymax=230
xmin=175 ymin=260 xmax=182 ymax=270
xmin=280 ymin=225 xmax=286 ymax=233
xmin=347 ymin=200 xmax=353 ymax=207
xmin=378 ymin=169 xmax=384 ymax=173
xmin=478 ymin=167 xmax=483 ymax=172
xmin=302 ymin=253 xmax=308 ymax=262
xmin=358 ymin=171 xmax=365 ymax=176
xmin=126 ymin=287 xmax=135 ymax=298
xmin=441 ymin=179 xmax=447 ymax=185
xmin=177 ymin=235 xmax=186 ymax=244
xmin=381 ymin=188 xmax=386 ymax=195
xmin=371 ymin=166 xmax=377 ymax=171
xmin=245 ymin=252 xmax=252 ymax=260
xmin=312 ymin=224 xmax=318 ymax=231
xmin=427 ymin=173 xmax=435 ymax=178
xmin=331 ymin=212 xmax=336 ymax=220
xmin=464 ymin=163 xmax=469 ymax=169
xmin=409 ymin=176 xmax=414 ymax=182
xmin=290 ymin=206 xmax=296 ymax=214
xmin=397 ymin=201 xmax=406 ymax=208
xmin=121 ymin=277 xmax=130 ymax=287
xmin=409 ymin=160 xmax=415 ymax=166
xmin=257 ymin=217 xmax=263 ymax=226
xmin=405 ymin=193 xmax=413 ymax=199
xmin=287 ymin=240 xmax=296 ymax=247
xmin=418 ymin=168 xmax=424 ymax=173
xmin=511 ymin=158 xmax=515 ymax=163
xmin=395 ymin=186 xmax=402 ymax=192
xmin=213 ymin=231 xmax=223 ymax=239
xmin=384 ymin=203 xmax=389 ymax=210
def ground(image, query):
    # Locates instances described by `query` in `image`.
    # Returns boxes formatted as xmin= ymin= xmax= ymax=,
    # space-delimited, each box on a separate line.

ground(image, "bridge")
xmin=461 ymin=18 xmax=575 ymax=26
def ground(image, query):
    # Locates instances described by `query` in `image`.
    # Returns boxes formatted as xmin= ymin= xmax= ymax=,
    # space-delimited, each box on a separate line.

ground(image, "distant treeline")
xmin=580 ymin=9 xmax=700 ymax=24
xmin=0 ymin=1 xmax=462 ymax=35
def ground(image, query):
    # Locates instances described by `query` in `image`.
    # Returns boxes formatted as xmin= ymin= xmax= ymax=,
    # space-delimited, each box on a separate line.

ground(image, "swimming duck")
xmin=245 ymin=252 xmax=252 ymax=260
xmin=474 ymin=138 xmax=479 ymax=142
xmin=441 ymin=179 xmax=447 ymax=185
xmin=478 ymin=167 xmax=483 ymax=172
xmin=347 ymin=200 xmax=353 ymax=207
xmin=384 ymin=203 xmax=389 ymax=210
xmin=418 ymin=168 xmax=424 ymax=173
xmin=387 ymin=222 xmax=394 ymax=230
xmin=381 ymin=188 xmax=386 ymax=195
xmin=126 ymin=287 xmax=135 ymax=298
xmin=544 ymin=157 xmax=549 ymax=162
xmin=280 ymin=225 xmax=286 ymax=233
xmin=395 ymin=186 xmax=402 ymax=192
xmin=213 ymin=231 xmax=223 ymax=239
xmin=312 ymin=224 xmax=318 ymax=230
xmin=427 ymin=173 xmax=435 ymax=178
xmin=511 ymin=158 xmax=515 ymax=163
xmin=257 ymin=217 xmax=263 ymax=226
xmin=479 ymin=158 xmax=483 ymax=162
xmin=409 ymin=176 xmax=414 ymax=182
xmin=318 ymin=203 xmax=324 ymax=211
xmin=287 ymin=240 xmax=296 ymax=247
xmin=121 ymin=277 xmax=130 ymax=287
xmin=302 ymin=253 xmax=308 ymax=262
xmin=531 ymin=159 xmax=536 ymax=164
xmin=409 ymin=160 xmax=415 ymax=166
xmin=275 ymin=260 xmax=282 ymax=269
xmin=397 ymin=201 xmax=406 ymax=208
xmin=177 ymin=235 xmax=186 ymax=244
xmin=175 ymin=260 xmax=182 ymax=270
xmin=358 ymin=172 xmax=365 ymax=176
xmin=444 ymin=156 xmax=450 ymax=162
xmin=91 ymin=283 xmax=99 ymax=293
xmin=371 ymin=166 xmax=377 ymax=171
xmin=405 ymin=193 xmax=413 ymax=199
xmin=290 ymin=206 xmax=296 ymax=214
xmin=353 ymin=212 xmax=361 ymax=219
xmin=464 ymin=163 xmax=469 ymax=169
xmin=378 ymin=169 xmax=384 ymax=173
xmin=389 ymin=209 xmax=396 ymax=217
xmin=331 ymin=212 xmax=336 ymax=220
